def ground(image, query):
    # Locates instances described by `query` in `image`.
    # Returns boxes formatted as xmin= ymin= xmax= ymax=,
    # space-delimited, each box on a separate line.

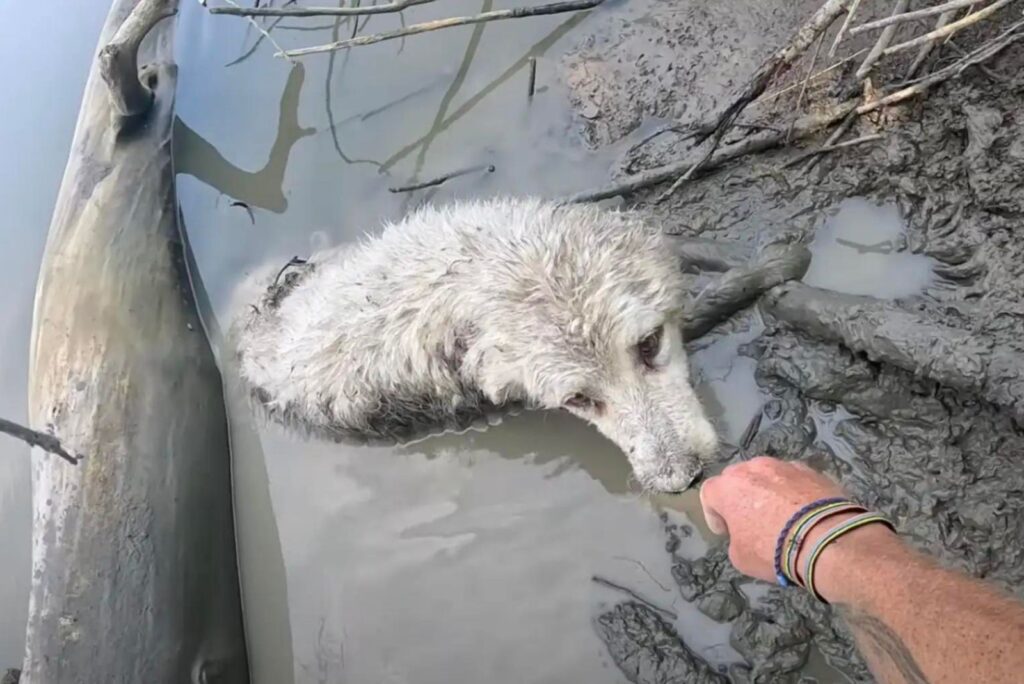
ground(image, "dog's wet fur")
xmin=233 ymin=198 xmax=717 ymax=491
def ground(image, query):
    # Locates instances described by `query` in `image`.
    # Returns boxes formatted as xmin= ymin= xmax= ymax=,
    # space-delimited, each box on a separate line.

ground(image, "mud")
xmin=567 ymin=0 xmax=1024 ymax=681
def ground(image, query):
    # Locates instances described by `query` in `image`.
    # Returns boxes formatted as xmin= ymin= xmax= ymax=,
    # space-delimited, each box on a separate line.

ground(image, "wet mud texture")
xmin=568 ymin=1 xmax=1024 ymax=681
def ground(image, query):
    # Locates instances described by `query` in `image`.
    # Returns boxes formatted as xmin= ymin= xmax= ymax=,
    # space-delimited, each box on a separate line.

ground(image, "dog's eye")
xmin=564 ymin=393 xmax=594 ymax=410
xmin=637 ymin=325 xmax=664 ymax=369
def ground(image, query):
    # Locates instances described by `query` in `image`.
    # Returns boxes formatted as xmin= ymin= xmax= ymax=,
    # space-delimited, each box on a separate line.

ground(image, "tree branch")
xmin=208 ymin=0 xmax=434 ymax=16
xmin=0 ymin=417 xmax=80 ymax=465
xmin=881 ymin=0 xmax=1018 ymax=58
xmin=277 ymin=0 xmax=604 ymax=56
xmin=99 ymin=0 xmax=177 ymax=117
xmin=849 ymin=0 xmax=992 ymax=35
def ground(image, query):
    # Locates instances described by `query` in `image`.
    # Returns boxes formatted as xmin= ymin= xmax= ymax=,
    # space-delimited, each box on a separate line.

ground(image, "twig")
xmin=207 ymin=0 xmax=297 ymax=63
xmin=99 ymin=0 xmax=177 ymax=117
xmin=849 ymin=0 xmax=989 ymax=34
xmin=790 ymin=32 xmax=827 ymax=142
xmin=388 ymin=163 xmax=495 ymax=192
xmin=209 ymin=0 xmax=434 ymax=14
xmin=759 ymin=48 xmax=867 ymax=102
xmin=569 ymin=101 xmax=858 ymax=203
xmin=0 ymin=417 xmax=80 ymax=465
xmin=863 ymin=19 xmax=1024 ymax=112
xmin=855 ymin=0 xmax=909 ymax=80
xmin=780 ymin=133 xmax=882 ymax=169
xmin=279 ymin=0 xmax=605 ymax=56
xmin=611 ymin=557 xmax=672 ymax=592
xmin=829 ymin=0 xmax=862 ymax=57
xmin=591 ymin=576 xmax=678 ymax=620
xmin=800 ymin=107 xmax=856 ymax=173
xmin=740 ymin=409 xmax=763 ymax=451
xmin=527 ymin=57 xmax=538 ymax=98
xmin=882 ymin=0 xmax=1018 ymax=57
xmin=230 ymin=201 xmax=256 ymax=224
xmin=656 ymin=0 xmax=850 ymax=202
xmin=905 ymin=9 xmax=958 ymax=78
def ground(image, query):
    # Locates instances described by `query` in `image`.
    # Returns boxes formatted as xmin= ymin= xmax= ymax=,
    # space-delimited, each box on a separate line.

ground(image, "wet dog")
xmin=233 ymin=198 xmax=718 ymax=491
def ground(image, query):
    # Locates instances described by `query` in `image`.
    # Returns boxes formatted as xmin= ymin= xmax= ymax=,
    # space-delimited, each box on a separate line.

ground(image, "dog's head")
xmin=467 ymin=203 xmax=718 ymax=492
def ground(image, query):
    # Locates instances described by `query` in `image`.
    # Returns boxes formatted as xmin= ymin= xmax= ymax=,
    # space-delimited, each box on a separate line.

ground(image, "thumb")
xmin=699 ymin=478 xmax=729 ymax=536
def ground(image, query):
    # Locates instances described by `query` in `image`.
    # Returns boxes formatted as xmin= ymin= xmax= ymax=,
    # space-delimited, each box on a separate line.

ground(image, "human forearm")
xmin=815 ymin=528 xmax=1024 ymax=684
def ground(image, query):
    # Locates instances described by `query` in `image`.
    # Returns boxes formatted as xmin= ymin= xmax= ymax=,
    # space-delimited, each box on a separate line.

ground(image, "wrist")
xmin=801 ymin=516 xmax=907 ymax=605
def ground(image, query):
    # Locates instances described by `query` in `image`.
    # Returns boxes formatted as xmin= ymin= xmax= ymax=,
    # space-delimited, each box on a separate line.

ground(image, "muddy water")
xmin=173 ymin=2 xmax=775 ymax=681
xmin=0 ymin=3 xmax=112 ymax=667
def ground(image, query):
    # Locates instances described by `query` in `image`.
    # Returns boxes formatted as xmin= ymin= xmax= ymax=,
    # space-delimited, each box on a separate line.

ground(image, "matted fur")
xmin=233 ymin=198 xmax=717 ymax=491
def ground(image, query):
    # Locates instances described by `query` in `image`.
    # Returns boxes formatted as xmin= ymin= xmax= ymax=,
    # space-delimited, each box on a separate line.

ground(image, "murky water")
xmin=173 ymin=1 xmax=765 ymax=681
xmin=804 ymin=197 xmax=935 ymax=299
xmin=0 ymin=3 xmax=113 ymax=668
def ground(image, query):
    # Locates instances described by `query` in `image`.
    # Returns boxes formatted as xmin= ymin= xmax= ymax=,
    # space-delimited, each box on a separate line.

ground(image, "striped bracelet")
xmin=804 ymin=512 xmax=897 ymax=602
xmin=782 ymin=502 xmax=867 ymax=586
xmin=773 ymin=497 xmax=849 ymax=587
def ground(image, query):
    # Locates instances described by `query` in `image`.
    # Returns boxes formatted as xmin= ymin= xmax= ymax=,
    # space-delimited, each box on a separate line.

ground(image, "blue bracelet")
xmin=773 ymin=496 xmax=848 ymax=586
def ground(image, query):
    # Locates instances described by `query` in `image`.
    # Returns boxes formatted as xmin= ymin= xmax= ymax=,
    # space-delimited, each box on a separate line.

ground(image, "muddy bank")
xmin=562 ymin=0 xmax=1024 ymax=680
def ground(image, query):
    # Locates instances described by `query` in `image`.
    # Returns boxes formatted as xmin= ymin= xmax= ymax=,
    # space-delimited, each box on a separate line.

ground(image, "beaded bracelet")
xmin=772 ymin=497 xmax=849 ymax=587
xmin=803 ymin=512 xmax=896 ymax=602
xmin=782 ymin=502 xmax=867 ymax=586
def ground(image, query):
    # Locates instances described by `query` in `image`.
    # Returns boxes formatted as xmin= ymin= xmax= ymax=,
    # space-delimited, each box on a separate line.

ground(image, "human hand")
xmin=698 ymin=456 xmax=847 ymax=583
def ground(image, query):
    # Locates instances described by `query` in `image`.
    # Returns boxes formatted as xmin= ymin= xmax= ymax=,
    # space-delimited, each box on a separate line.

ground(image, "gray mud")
xmin=564 ymin=0 xmax=1024 ymax=681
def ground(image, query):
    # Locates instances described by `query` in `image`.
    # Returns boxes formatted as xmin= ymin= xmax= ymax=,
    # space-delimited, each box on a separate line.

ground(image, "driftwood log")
xmin=25 ymin=0 xmax=248 ymax=681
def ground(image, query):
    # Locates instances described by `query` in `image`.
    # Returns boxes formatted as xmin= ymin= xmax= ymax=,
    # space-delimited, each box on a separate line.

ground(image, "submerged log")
xmin=25 ymin=0 xmax=249 ymax=681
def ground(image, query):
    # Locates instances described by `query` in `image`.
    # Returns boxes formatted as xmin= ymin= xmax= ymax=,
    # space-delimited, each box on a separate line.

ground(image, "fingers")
xmin=699 ymin=476 xmax=729 ymax=536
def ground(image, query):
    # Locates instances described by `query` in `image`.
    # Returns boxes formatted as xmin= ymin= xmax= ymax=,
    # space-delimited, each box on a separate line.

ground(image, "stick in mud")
xmin=279 ymin=0 xmax=605 ymax=56
xmin=855 ymin=0 xmax=909 ymax=79
xmin=849 ymin=0 xmax=994 ymax=35
xmin=779 ymin=132 xmax=882 ymax=169
xmin=591 ymin=575 xmax=678 ymax=620
xmin=881 ymin=0 xmax=1018 ymax=58
xmin=0 ymin=417 xmax=79 ymax=465
xmin=527 ymin=57 xmax=538 ymax=98
xmin=208 ymin=0 xmax=434 ymax=16
xmin=388 ymin=163 xmax=495 ymax=193
xmin=905 ymin=8 xmax=959 ymax=78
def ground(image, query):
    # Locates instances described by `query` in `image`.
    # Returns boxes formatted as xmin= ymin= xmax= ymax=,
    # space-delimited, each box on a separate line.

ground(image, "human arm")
xmin=698 ymin=457 xmax=1024 ymax=684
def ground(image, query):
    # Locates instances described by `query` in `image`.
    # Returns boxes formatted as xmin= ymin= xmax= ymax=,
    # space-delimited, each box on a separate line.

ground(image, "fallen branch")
xmin=209 ymin=0 xmax=433 ymax=15
xmin=759 ymin=48 xmax=867 ymax=102
xmin=527 ymin=56 xmax=538 ymax=98
xmin=855 ymin=0 xmax=909 ymax=80
xmin=779 ymin=133 xmax=882 ymax=169
xmin=208 ymin=0 xmax=296 ymax=62
xmin=0 ymin=417 xmax=80 ymax=465
xmin=860 ymin=20 xmax=1023 ymax=114
xmin=800 ymin=107 xmax=856 ymax=174
xmin=849 ymin=0 xmax=989 ymax=35
xmin=591 ymin=576 xmax=678 ymax=620
xmin=279 ymin=0 xmax=604 ymax=56
xmin=388 ymin=163 xmax=495 ymax=193
xmin=568 ymin=100 xmax=857 ymax=203
xmin=829 ymin=0 xmax=862 ymax=56
xmin=656 ymin=0 xmax=850 ymax=201
xmin=905 ymin=8 xmax=958 ymax=78
xmin=882 ymin=0 xmax=1017 ymax=58
xmin=99 ymin=0 xmax=177 ymax=117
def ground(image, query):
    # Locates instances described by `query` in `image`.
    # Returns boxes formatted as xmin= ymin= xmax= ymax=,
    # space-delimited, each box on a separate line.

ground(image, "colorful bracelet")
xmin=782 ymin=502 xmax=867 ymax=586
xmin=803 ymin=512 xmax=897 ymax=602
xmin=773 ymin=497 xmax=849 ymax=587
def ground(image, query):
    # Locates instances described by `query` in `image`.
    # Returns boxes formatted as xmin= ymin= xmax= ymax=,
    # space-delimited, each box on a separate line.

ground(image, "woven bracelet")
xmin=773 ymin=497 xmax=849 ymax=587
xmin=783 ymin=502 xmax=867 ymax=586
xmin=804 ymin=512 xmax=897 ymax=602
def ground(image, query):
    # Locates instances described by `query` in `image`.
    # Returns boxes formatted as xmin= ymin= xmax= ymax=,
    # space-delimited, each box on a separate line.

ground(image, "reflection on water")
xmin=804 ymin=198 xmax=935 ymax=299
xmin=174 ymin=0 xmax=760 ymax=681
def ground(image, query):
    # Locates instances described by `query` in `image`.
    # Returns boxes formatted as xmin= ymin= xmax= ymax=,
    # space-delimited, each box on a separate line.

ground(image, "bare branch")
xmin=278 ymin=0 xmax=604 ymax=56
xmin=855 ymin=0 xmax=909 ymax=80
xmin=779 ymin=133 xmax=882 ymax=169
xmin=0 ymin=417 xmax=80 ymax=466
xmin=882 ymin=0 xmax=1018 ymax=57
xmin=388 ymin=163 xmax=494 ymax=192
xmin=205 ymin=0 xmax=297 ymax=62
xmin=209 ymin=0 xmax=434 ymax=16
xmin=99 ymin=0 xmax=177 ymax=117
xmin=829 ymin=0 xmax=862 ymax=56
xmin=849 ymin=0 xmax=990 ymax=35
xmin=567 ymin=101 xmax=858 ymax=203
xmin=905 ymin=9 xmax=959 ymax=78
xmin=656 ymin=0 xmax=850 ymax=201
